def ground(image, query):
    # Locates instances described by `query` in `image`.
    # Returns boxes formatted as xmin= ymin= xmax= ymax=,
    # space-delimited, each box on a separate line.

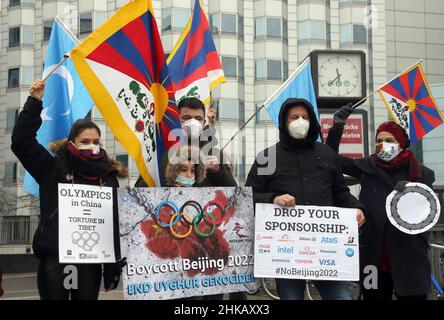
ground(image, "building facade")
xmin=0 ymin=0 xmax=444 ymax=227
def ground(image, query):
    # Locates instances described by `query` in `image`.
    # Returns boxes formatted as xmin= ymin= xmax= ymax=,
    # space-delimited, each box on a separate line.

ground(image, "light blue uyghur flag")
xmin=265 ymin=58 xmax=319 ymax=127
xmin=23 ymin=17 xmax=94 ymax=197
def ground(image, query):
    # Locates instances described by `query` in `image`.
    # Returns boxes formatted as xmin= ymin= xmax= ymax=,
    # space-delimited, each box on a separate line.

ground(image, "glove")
xmin=333 ymin=103 xmax=354 ymax=127
xmin=394 ymin=181 xmax=409 ymax=192
xmin=103 ymin=257 xmax=127 ymax=291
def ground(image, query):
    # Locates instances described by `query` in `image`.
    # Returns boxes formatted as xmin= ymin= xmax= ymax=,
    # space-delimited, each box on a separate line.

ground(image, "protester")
xmin=326 ymin=104 xmax=435 ymax=300
xmin=246 ymin=98 xmax=365 ymax=300
xmin=11 ymin=80 xmax=125 ymax=300
xmin=135 ymin=97 xmax=236 ymax=189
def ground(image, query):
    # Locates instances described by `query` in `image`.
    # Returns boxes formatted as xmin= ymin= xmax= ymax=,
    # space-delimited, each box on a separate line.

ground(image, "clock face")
xmin=318 ymin=54 xmax=363 ymax=98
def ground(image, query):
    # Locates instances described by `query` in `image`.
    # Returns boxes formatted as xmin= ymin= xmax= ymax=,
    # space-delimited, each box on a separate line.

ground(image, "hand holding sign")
xmin=273 ymin=194 xmax=296 ymax=207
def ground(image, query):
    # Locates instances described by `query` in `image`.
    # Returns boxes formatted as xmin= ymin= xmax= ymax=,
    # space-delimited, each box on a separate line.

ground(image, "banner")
xmin=58 ymin=184 xmax=116 ymax=263
xmin=254 ymin=204 xmax=359 ymax=281
xmin=118 ymin=187 xmax=257 ymax=300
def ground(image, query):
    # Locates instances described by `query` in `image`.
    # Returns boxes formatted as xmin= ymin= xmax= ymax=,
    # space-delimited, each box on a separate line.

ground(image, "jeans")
xmin=275 ymin=279 xmax=353 ymax=300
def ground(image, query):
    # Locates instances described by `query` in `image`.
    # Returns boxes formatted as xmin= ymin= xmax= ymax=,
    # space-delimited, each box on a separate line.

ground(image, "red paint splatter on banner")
xmin=139 ymin=191 xmax=236 ymax=276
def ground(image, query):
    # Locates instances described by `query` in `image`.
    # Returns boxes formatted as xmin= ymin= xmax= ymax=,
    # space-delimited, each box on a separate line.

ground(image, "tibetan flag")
xmin=379 ymin=64 xmax=444 ymax=144
xmin=167 ymin=0 xmax=225 ymax=106
xmin=70 ymin=0 xmax=180 ymax=187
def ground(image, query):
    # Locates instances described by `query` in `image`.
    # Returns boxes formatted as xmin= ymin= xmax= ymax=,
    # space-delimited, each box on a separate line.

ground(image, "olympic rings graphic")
xmin=154 ymin=200 xmax=227 ymax=239
xmin=72 ymin=231 xmax=100 ymax=251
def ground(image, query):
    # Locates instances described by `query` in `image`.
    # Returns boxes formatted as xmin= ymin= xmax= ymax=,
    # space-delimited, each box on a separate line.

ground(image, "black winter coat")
xmin=326 ymin=125 xmax=435 ymax=296
xmin=11 ymin=97 xmax=123 ymax=282
xmin=246 ymin=98 xmax=364 ymax=210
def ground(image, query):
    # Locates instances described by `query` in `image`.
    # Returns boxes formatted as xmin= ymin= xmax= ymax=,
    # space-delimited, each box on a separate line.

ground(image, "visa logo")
xmin=278 ymin=246 xmax=294 ymax=254
xmin=319 ymin=259 xmax=336 ymax=266
xmin=321 ymin=237 xmax=338 ymax=244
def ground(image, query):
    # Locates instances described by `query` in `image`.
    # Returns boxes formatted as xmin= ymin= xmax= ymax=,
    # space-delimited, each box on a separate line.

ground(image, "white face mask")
xmin=175 ymin=175 xmax=195 ymax=187
xmin=182 ymin=119 xmax=203 ymax=139
xmin=71 ymin=141 xmax=101 ymax=155
xmin=288 ymin=118 xmax=310 ymax=140
xmin=376 ymin=142 xmax=401 ymax=162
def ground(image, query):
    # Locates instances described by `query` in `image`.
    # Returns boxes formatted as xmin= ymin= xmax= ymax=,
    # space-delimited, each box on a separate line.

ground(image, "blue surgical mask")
xmin=175 ymin=175 xmax=195 ymax=187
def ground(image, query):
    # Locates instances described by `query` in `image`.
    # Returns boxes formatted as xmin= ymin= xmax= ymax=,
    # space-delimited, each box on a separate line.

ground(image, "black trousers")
xmin=37 ymin=257 xmax=102 ymax=300
xmin=362 ymin=271 xmax=427 ymax=300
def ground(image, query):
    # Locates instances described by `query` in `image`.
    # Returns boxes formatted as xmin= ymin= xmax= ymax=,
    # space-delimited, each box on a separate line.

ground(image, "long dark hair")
xmin=53 ymin=119 xmax=103 ymax=181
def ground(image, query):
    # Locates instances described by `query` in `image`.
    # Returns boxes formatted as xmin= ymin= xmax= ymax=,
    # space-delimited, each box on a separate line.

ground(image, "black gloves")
xmin=333 ymin=103 xmax=354 ymax=127
xmin=103 ymin=257 xmax=127 ymax=291
xmin=394 ymin=181 xmax=409 ymax=192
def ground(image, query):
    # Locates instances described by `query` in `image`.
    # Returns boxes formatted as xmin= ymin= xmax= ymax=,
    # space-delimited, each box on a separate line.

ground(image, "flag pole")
xmin=42 ymin=55 xmax=69 ymax=82
xmin=220 ymin=104 xmax=266 ymax=152
xmin=220 ymin=57 xmax=311 ymax=152
xmin=351 ymin=59 xmax=424 ymax=109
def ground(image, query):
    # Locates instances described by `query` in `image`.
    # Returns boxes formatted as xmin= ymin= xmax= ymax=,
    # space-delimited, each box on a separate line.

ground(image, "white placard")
xmin=254 ymin=204 xmax=360 ymax=281
xmin=58 ymin=183 xmax=116 ymax=263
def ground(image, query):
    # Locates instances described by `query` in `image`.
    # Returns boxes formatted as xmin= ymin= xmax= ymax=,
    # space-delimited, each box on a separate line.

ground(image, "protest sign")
xmin=118 ymin=187 xmax=257 ymax=300
xmin=254 ymin=204 xmax=359 ymax=281
xmin=58 ymin=184 xmax=116 ymax=263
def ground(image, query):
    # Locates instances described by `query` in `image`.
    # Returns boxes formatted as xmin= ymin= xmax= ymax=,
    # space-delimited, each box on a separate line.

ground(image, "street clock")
xmin=310 ymin=50 xmax=367 ymax=108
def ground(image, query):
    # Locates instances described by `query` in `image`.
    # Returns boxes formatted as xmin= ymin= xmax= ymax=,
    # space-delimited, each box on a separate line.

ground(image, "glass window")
xmin=267 ymin=17 xmax=281 ymax=37
xmin=353 ymin=24 xmax=367 ymax=43
xmin=283 ymin=19 xmax=288 ymax=41
xmin=239 ymin=101 xmax=245 ymax=122
xmin=43 ymin=20 xmax=53 ymax=41
xmin=238 ymin=15 xmax=244 ymax=37
xmin=255 ymin=59 xmax=266 ymax=80
xmin=9 ymin=0 xmax=20 ymax=6
xmin=21 ymin=0 xmax=33 ymax=3
xmin=162 ymin=8 xmax=172 ymax=31
xmin=9 ymin=27 xmax=20 ymax=46
xmin=94 ymin=11 xmax=107 ymax=29
xmin=22 ymin=67 xmax=33 ymax=86
xmin=255 ymin=17 xmax=265 ymax=37
xmin=22 ymin=25 xmax=33 ymax=45
xmin=79 ymin=12 xmax=93 ymax=34
xmin=340 ymin=24 xmax=352 ymax=43
xmin=220 ymin=99 xmax=238 ymax=120
xmin=299 ymin=21 xmax=326 ymax=40
xmin=267 ymin=60 xmax=282 ymax=80
xmin=174 ymin=8 xmax=190 ymax=30
xmin=116 ymin=154 xmax=129 ymax=169
xmin=222 ymin=57 xmax=237 ymax=78
xmin=311 ymin=21 xmax=326 ymax=40
xmin=238 ymin=58 xmax=244 ymax=80
xmin=283 ymin=61 xmax=289 ymax=81
xmin=209 ymin=14 xmax=219 ymax=34
xmin=7 ymin=109 xmax=18 ymax=130
xmin=298 ymin=21 xmax=309 ymax=40
xmin=5 ymin=162 xmax=17 ymax=184
xmin=8 ymin=68 xmax=19 ymax=88
xmin=221 ymin=14 xmax=236 ymax=34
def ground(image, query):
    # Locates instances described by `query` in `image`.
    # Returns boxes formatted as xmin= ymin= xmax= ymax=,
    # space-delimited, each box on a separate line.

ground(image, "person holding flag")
xmin=326 ymin=62 xmax=440 ymax=300
xmin=11 ymin=80 xmax=126 ymax=300
xmin=23 ymin=17 xmax=95 ymax=197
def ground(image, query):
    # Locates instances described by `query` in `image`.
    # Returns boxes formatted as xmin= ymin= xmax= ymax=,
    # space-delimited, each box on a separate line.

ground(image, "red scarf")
xmin=372 ymin=150 xmax=422 ymax=181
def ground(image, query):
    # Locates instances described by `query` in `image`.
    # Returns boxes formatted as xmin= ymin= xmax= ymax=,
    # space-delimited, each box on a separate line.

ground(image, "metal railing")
xmin=0 ymin=216 xmax=39 ymax=245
